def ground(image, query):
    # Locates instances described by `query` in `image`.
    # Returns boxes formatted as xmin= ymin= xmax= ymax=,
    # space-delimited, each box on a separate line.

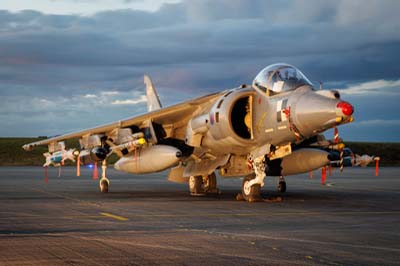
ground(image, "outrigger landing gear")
xmin=189 ymin=172 xmax=220 ymax=196
xmin=277 ymin=176 xmax=286 ymax=193
xmin=100 ymin=178 xmax=110 ymax=193
xmin=99 ymin=160 xmax=110 ymax=193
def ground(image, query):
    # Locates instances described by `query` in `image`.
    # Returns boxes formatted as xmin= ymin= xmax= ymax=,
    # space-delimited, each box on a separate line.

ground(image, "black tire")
xmin=204 ymin=173 xmax=218 ymax=193
xmin=100 ymin=179 xmax=109 ymax=193
xmin=242 ymin=174 xmax=261 ymax=202
xmin=278 ymin=181 xmax=286 ymax=193
xmin=189 ymin=176 xmax=204 ymax=195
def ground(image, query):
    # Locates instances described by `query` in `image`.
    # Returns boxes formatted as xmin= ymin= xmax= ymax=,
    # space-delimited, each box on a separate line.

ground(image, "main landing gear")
xmin=189 ymin=172 xmax=220 ymax=196
xmin=99 ymin=160 xmax=110 ymax=193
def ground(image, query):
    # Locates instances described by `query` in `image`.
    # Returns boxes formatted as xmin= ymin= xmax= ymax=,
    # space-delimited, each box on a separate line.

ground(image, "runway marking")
xmin=278 ymin=125 xmax=287 ymax=130
xmin=100 ymin=212 xmax=129 ymax=221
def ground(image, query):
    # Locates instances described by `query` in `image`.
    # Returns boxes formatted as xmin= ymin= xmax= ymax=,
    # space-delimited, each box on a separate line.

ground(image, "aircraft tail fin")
xmin=144 ymin=75 xmax=162 ymax=112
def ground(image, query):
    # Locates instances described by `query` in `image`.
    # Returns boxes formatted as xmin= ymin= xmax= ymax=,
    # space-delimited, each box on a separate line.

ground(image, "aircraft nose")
xmin=336 ymin=101 xmax=354 ymax=117
xmin=292 ymin=91 xmax=354 ymax=138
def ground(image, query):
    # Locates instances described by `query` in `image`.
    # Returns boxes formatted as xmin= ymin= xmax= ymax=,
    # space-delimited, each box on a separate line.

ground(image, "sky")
xmin=0 ymin=0 xmax=399 ymax=142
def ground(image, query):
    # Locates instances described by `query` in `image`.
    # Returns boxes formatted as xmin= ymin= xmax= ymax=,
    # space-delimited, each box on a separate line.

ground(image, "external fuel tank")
xmin=114 ymin=145 xmax=182 ymax=174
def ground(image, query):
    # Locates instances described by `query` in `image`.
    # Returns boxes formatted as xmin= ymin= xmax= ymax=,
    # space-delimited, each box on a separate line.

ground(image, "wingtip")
xmin=22 ymin=144 xmax=33 ymax=151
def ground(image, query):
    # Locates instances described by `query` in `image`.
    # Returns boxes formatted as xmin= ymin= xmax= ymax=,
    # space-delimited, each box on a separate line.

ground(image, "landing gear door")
xmin=252 ymin=94 xmax=268 ymax=140
xmin=247 ymin=96 xmax=254 ymax=140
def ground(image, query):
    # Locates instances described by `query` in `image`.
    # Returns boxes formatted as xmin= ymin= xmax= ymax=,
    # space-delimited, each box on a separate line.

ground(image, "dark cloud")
xmin=0 ymin=0 xmax=399 ymax=140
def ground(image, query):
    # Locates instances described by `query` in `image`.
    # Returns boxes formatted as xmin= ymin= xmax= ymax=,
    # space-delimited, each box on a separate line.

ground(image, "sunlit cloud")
xmin=101 ymin=91 xmax=120 ymax=96
xmin=355 ymin=119 xmax=400 ymax=126
xmin=338 ymin=79 xmax=400 ymax=95
xmin=111 ymin=95 xmax=147 ymax=105
xmin=83 ymin=94 xmax=97 ymax=98
xmin=0 ymin=0 xmax=181 ymax=15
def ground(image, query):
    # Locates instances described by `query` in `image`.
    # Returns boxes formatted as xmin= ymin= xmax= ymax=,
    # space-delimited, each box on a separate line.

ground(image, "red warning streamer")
xmin=76 ymin=156 xmax=81 ymax=177
xmin=44 ymin=166 xmax=48 ymax=184
xmin=321 ymin=166 xmax=326 ymax=186
xmin=93 ymin=161 xmax=99 ymax=180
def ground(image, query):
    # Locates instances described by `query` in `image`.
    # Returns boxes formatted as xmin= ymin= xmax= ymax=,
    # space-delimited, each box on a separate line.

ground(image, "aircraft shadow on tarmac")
xmin=74 ymin=189 xmax=369 ymax=204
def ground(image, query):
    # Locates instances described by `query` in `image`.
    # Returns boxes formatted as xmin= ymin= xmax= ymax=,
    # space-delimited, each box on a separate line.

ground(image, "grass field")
xmin=0 ymin=137 xmax=399 ymax=166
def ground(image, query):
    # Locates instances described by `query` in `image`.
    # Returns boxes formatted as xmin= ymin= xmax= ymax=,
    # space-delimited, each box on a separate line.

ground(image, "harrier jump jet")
xmin=23 ymin=63 xmax=354 ymax=202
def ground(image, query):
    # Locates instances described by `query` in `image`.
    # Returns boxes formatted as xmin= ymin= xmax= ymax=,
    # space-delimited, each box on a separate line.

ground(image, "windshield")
xmin=253 ymin=63 xmax=313 ymax=94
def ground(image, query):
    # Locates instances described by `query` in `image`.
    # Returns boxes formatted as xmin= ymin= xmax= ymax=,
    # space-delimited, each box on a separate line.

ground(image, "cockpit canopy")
xmin=252 ymin=63 xmax=313 ymax=94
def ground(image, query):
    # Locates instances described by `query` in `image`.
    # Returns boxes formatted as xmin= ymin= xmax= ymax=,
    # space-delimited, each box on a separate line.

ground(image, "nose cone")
xmin=336 ymin=101 xmax=354 ymax=117
xmin=293 ymin=90 xmax=354 ymax=138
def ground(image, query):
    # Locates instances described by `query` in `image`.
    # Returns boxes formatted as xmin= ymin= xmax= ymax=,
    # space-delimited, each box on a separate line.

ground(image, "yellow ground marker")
xmin=100 ymin=212 xmax=129 ymax=221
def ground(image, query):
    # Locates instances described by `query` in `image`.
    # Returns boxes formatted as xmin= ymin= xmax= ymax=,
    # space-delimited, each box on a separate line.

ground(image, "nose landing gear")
xmin=241 ymin=173 xmax=262 ymax=202
xmin=238 ymin=155 xmax=266 ymax=202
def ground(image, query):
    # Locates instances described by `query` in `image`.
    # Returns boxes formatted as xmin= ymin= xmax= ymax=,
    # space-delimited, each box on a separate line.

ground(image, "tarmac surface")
xmin=0 ymin=166 xmax=399 ymax=266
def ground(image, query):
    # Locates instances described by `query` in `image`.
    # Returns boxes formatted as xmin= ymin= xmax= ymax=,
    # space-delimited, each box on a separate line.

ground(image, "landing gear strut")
xmin=99 ymin=160 xmax=110 ymax=193
xmin=189 ymin=172 xmax=219 ymax=196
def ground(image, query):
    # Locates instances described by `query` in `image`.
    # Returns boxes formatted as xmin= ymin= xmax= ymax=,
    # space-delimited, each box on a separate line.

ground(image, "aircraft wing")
xmin=23 ymin=91 xmax=224 ymax=151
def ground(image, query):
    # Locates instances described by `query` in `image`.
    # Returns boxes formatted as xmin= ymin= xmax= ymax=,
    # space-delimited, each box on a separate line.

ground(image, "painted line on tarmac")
xmin=100 ymin=212 xmax=129 ymax=221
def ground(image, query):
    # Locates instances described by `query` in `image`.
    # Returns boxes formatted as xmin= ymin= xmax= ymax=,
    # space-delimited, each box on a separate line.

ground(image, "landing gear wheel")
xmin=278 ymin=181 xmax=286 ymax=193
xmin=100 ymin=177 xmax=110 ymax=193
xmin=242 ymin=174 xmax=261 ymax=202
xmin=203 ymin=173 xmax=219 ymax=194
xmin=189 ymin=176 xmax=204 ymax=196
